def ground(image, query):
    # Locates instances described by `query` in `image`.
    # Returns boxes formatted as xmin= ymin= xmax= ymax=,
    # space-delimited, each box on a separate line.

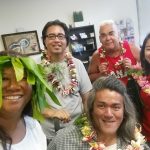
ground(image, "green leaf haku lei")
xmin=0 ymin=55 xmax=61 ymax=122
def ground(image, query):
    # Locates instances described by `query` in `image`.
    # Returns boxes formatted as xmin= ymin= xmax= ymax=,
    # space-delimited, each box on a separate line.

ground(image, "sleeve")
xmin=47 ymin=138 xmax=56 ymax=150
xmin=47 ymin=129 xmax=64 ymax=150
xmin=48 ymin=125 xmax=79 ymax=150
xmin=24 ymin=116 xmax=47 ymax=150
xmin=33 ymin=119 xmax=47 ymax=150
xmin=143 ymin=143 xmax=150 ymax=149
xmin=74 ymin=58 xmax=92 ymax=94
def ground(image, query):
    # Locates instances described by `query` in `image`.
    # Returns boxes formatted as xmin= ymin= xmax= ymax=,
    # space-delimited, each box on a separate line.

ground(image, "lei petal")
xmin=75 ymin=114 xmax=146 ymax=150
xmin=41 ymin=52 xmax=78 ymax=96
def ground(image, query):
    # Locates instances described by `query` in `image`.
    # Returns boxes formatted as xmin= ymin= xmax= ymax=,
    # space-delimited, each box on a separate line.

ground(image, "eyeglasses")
xmin=46 ymin=34 xmax=66 ymax=40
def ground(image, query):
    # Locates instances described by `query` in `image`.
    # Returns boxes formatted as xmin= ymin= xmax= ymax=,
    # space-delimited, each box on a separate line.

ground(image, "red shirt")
xmin=140 ymin=76 xmax=150 ymax=142
xmin=98 ymin=41 xmax=137 ymax=85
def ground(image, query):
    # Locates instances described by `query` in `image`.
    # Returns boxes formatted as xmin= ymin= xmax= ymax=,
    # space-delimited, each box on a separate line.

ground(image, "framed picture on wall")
xmin=1 ymin=30 xmax=41 ymax=56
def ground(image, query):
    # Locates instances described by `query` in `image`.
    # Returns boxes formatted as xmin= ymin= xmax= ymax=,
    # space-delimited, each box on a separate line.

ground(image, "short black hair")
xmin=42 ymin=20 xmax=69 ymax=48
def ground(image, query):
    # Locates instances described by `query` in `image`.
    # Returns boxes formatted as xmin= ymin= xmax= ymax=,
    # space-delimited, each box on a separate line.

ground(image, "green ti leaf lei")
xmin=0 ymin=56 xmax=61 ymax=122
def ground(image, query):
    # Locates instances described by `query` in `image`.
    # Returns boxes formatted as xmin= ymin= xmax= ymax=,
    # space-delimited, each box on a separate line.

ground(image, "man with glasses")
xmin=88 ymin=20 xmax=140 ymax=85
xmin=40 ymin=20 xmax=92 ymax=143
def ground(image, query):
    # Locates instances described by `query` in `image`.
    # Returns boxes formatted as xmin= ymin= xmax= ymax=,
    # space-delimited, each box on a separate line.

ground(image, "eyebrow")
xmin=47 ymin=33 xmax=65 ymax=35
xmin=96 ymin=101 xmax=122 ymax=105
xmin=145 ymin=45 xmax=150 ymax=48
xmin=100 ymin=31 xmax=115 ymax=35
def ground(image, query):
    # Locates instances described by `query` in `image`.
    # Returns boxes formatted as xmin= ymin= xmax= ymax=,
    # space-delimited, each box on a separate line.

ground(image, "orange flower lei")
xmin=75 ymin=114 xmax=146 ymax=150
xmin=41 ymin=52 xmax=78 ymax=96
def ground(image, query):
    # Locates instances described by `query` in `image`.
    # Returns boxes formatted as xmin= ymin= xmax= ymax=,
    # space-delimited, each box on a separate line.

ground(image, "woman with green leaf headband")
xmin=0 ymin=51 xmax=60 ymax=150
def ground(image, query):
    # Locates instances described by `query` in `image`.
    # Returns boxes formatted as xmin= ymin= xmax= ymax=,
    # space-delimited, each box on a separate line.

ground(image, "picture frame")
xmin=1 ymin=30 xmax=41 ymax=56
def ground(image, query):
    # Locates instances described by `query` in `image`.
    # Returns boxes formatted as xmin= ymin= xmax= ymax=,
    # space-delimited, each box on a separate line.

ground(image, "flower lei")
xmin=41 ymin=51 xmax=78 ymax=96
xmin=127 ymin=64 xmax=150 ymax=95
xmin=99 ymin=41 xmax=126 ymax=73
xmin=75 ymin=114 xmax=146 ymax=150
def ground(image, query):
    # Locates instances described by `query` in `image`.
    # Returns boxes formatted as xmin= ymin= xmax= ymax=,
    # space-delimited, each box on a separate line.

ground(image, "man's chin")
xmin=106 ymin=46 xmax=116 ymax=51
xmin=52 ymin=50 xmax=63 ymax=54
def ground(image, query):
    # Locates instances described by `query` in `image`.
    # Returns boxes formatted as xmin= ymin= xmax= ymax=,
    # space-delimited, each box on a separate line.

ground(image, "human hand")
xmin=52 ymin=109 xmax=71 ymax=123
xmin=122 ymin=58 xmax=132 ymax=69
xmin=98 ymin=62 xmax=108 ymax=75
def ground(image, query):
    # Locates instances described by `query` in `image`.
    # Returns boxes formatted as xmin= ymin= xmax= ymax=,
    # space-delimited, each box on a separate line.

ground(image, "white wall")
xmin=0 ymin=0 xmax=139 ymax=60
xmin=136 ymin=0 xmax=150 ymax=45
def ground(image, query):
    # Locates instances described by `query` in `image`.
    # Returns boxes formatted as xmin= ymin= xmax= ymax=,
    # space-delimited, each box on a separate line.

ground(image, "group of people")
xmin=0 ymin=19 xmax=150 ymax=150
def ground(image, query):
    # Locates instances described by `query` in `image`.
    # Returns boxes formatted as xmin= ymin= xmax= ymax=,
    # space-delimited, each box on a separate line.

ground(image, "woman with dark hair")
xmin=0 ymin=51 xmax=59 ymax=150
xmin=140 ymin=33 xmax=150 ymax=75
xmin=127 ymin=33 xmax=150 ymax=147
xmin=48 ymin=76 xmax=148 ymax=150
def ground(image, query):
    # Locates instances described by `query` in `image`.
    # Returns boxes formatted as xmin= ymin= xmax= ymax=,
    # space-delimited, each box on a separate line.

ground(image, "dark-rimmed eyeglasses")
xmin=46 ymin=34 xmax=66 ymax=40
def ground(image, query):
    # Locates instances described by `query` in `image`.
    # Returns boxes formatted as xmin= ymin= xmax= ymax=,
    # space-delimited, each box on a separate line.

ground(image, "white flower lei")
xmin=41 ymin=52 xmax=78 ymax=96
xmin=75 ymin=114 xmax=146 ymax=150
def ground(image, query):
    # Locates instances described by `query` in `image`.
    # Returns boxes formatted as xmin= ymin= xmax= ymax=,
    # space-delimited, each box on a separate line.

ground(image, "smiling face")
xmin=0 ymin=67 xmax=32 ymax=116
xmin=99 ymin=23 xmax=120 ymax=51
xmin=144 ymin=38 xmax=150 ymax=64
xmin=44 ymin=25 xmax=67 ymax=56
xmin=92 ymin=89 xmax=124 ymax=137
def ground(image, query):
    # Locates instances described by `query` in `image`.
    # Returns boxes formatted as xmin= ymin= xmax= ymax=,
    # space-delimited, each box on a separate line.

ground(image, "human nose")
xmin=105 ymin=34 xmax=111 ymax=40
xmin=54 ymin=35 xmax=60 ymax=40
xmin=7 ymin=78 xmax=21 ymax=90
xmin=104 ymin=107 xmax=113 ymax=117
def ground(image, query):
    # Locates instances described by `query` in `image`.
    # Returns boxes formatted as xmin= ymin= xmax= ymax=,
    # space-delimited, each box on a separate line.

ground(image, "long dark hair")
xmin=140 ymin=33 xmax=150 ymax=75
xmin=87 ymin=76 xmax=137 ymax=144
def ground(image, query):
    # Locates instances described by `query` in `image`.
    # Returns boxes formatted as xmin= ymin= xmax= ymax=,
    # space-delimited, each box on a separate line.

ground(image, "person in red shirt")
xmin=88 ymin=20 xmax=140 ymax=85
xmin=127 ymin=33 xmax=150 ymax=147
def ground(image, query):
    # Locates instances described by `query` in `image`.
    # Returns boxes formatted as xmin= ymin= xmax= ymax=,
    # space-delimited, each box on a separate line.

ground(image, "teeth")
xmin=104 ymin=120 xmax=114 ymax=123
xmin=4 ymin=96 xmax=21 ymax=100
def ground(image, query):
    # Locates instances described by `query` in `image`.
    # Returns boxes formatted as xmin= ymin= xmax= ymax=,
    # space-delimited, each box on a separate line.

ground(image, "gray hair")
xmin=87 ymin=76 xmax=137 ymax=143
xmin=99 ymin=19 xmax=118 ymax=34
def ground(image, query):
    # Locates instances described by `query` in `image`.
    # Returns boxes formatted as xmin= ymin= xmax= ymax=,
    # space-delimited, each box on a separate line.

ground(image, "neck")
xmin=47 ymin=51 xmax=66 ymax=62
xmin=97 ymin=133 xmax=117 ymax=146
xmin=0 ymin=115 xmax=26 ymax=144
xmin=0 ymin=114 xmax=22 ymax=132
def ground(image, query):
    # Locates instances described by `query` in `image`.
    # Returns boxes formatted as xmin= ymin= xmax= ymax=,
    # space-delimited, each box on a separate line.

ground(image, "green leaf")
xmin=74 ymin=113 xmax=88 ymax=126
xmin=32 ymin=94 xmax=45 ymax=122
xmin=0 ymin=56 xmax=11 ymax=64
xmin=46 ymin=88 xmax=61 ymax=105
xmin=20 ymin=57 xmax=61 ymax=106
xmin=11 ymin=58 xmax=24 ymax=81
xmin=0 ymin=55 xmax=61 ymax=122
xmin=0 ymin=67 xmax=2 ymax=108
xmin=127 ymin=69 xmax=143 ymax=76
xmin=20 ymin=57 xmax=49 ymax=88
xmin=27 ymin=71 xmax=35 ymax=85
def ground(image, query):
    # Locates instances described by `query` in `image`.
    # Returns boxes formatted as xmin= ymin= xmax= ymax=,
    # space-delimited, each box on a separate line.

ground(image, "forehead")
xmin=3 ymin=66 xmax=13 ymax=72
xmin=145 ymin=39 xmax=150 ymax=47
xmin=2 ymin=67 xmax=16 ymax=78
xmin=99 ymin=24 xmax=117 ymax=34
xmin=3 ymin=66 xmax=26 ymax=76
xmin=95 ymin=89 xmax=124 ymax=105
xmin=46 ymin=25 xmax=65 ymax=34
